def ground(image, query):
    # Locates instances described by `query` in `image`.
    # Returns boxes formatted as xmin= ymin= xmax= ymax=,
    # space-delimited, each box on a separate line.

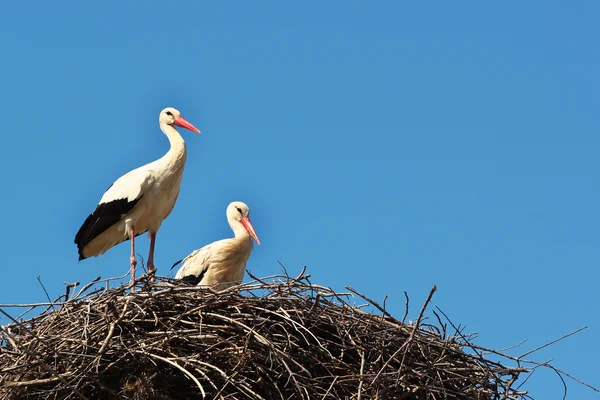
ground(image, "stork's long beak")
xmin=174 ymin=115 xmax=201 ymax=133
xmin=240 ymin=217 xmax=260 ymax=245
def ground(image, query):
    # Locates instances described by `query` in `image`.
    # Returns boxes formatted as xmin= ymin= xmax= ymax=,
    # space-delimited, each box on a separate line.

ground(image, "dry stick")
xmin=295 ymin=265 xmax=308 ymax=282
xmin=503 ymin=372 xmax=521 ymax=400
xmin=357 ymin=350 xmax=366 ymax=400
xmin=537 ymin=361 xmax=569 ymax=400
xmin=249 ymin=305 xmax=332 ymax=357
xmin=518 ymin=327 xmax=587 ymax=360
xmin=309 ymin=293 xmax=321 ymax=313
xmin=0 ymin=302 xmax=68 ymax=308
xmin=204 ymin=312 xmax=311 ymax=376
xmin=397 ymin=285 xmax=437 ymax=382
xmin=515 ymin=367 xmax=536 ymax=392
xmin=3 ymin=375 xmax=63 ymax=387
xmin=2 ymin=273 xmax=593 ymax=399
xmin=140 ymin=351 xmax=206 ymax=398
xmin=177 ymin=362 xmax=222 ymax=397
xmin=12 ymin=305 xmax=39 ymax=324
xmin=466 ymin=327 xmax=598 ymax=393
xmin=382 ymin=294 xmax=389 ymax=316
xmin=401 ymin=291 xmax=409 ymax=325
xmin=277 ymin=260 xmax=290 ymax=277
xmin=62 ymin=281 xmax=80 ymax=302
xmin=371 ymin=285 xmax=437 ymax=385
xmin=97 ymin=297 xmax=132 ymax=355
xmin=36 ymin=276 xmax=54 ymax=311
xmin=0 ymin=309 xmax=89 ymax=400
xmin=0 ymin=326 xmax=20 ymax=354
xmin=496 ymin=339 xmax=528 ymax=353
xmin=431 ymin=309 xmax=447 ymax=339
xmin=183 ymin=357 xmax=231 ymax=382
xmin=320 ymin=376 xmax=339 ymax=399
xmin=346 ymin=286 xmax=395 ymax=320
xmin=435 ymin=306 xmax=520 ymax=395
xmin=71 ymin=276 xmax=103 ymax=301
xmin=536 ymin=362 xmax=599 ymax=394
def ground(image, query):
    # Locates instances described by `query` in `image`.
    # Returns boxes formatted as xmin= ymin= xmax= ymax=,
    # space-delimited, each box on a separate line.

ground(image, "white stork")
xmin=74 ymin=107 xmax=201 ymax=286
xmin=172 ymin=201 xmax=260 ymax=290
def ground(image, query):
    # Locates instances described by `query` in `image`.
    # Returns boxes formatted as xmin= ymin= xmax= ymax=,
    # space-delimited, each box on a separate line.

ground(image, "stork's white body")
xmin=173 ymin=201 xmax=260 ymax=291
xmin=82 ymin=140 xmax=186 ymax=259
xmin=75 ymin=107 xmax=201 ymax=285
xmin=175 ymin=237 xmax=254 ymax=290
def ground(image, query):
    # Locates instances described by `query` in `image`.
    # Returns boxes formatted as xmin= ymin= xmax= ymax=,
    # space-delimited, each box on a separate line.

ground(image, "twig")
xmin=372 ymin=285 xmax=437 ymax=385
xmin=37 ymin=276 xmax=54 ymax=310
xmin=518 ymin=327 xmax=587 ymax=359
xmin=98 ymin=297 xmax=132 ymax=355
xmin=398 ymin=285 xmax=437 ymax=378
xmin=401 ymin=291 xmax=409 ymax=325
xmin=1 ymin=274 xmax=595 ymax=399
xmin=346 ymin=286 xmax=395 ymax=320
xmin=63 ymin=281 xmax=80 ymax=301
xmin=141 ymin=351 xmax=206 ymax=398
xmin=357 ymin=350 xmax=365 ymax=400
xmin=0 ymin=308 xmax=89 ymax=400
xmin=3 ymin=376 xmax=63 ymax=387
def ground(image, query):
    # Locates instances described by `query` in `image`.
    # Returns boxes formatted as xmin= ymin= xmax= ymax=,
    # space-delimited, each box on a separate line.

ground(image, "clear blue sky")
xmin=0 ymin=2 xmax=598 ymax=398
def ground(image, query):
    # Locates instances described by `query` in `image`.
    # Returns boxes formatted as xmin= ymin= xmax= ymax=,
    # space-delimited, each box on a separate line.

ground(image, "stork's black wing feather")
xmin=171 ymin=258 xmax=184 ymax=270
xmin=177 ymin=269 xmax=207 ymax=286
xmin=74 ymin=196 xmax=142 ymax=260
xmin=179 ymin=274 xmax=201 ymax=285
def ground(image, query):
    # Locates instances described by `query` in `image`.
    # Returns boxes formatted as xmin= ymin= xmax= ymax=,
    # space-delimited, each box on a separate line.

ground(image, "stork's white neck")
xmin=229 ymin=218 xmax=252 ymax=242
xmin=159 ymin=123 xmax=187 ymax=168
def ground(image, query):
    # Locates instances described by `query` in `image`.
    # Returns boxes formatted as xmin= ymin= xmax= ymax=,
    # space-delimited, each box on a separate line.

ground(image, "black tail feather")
xmin=74 ymin=197 xmax=142 ymax=259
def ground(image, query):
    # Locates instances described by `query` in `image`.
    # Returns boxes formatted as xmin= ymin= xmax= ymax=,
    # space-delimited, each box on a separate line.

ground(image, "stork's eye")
xmin=166 ymin=111 xmax=173 ymax=116
xmin=236 ymin=207 xmax=243 ymax=214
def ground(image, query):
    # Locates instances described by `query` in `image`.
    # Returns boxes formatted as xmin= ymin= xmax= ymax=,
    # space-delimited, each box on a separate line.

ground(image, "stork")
xmin=172 ymin=201 xmax=260 ymax=290
xmin=74 ymin=107 xmax=201 ymax=286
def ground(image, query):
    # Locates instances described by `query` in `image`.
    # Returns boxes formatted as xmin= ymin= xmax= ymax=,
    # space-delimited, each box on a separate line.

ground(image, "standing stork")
xmin=172 ymin=201 xmax=260 ymax=290
xmin=74 ymin=107 xmax=201 ymax=286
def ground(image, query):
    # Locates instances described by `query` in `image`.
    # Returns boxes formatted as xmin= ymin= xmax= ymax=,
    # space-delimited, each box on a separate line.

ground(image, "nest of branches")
xmin=0 ymin=269 xmax=588 ymax=400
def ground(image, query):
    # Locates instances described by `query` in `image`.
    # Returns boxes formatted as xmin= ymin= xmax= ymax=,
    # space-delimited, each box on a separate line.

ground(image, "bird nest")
xmin=0 ymin=268 xmax=591 ymax=399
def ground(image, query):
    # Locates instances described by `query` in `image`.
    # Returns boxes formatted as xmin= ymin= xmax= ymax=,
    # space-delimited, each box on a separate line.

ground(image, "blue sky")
xmin=0 ymin=2 xmax=598 ymax=397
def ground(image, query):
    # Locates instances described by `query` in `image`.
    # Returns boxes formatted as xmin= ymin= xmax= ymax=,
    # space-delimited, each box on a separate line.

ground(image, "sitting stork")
xmin=172 ymin=201 xmax=260 ymax=290
xmin=74 ymin=107 xmax=201 ymax=286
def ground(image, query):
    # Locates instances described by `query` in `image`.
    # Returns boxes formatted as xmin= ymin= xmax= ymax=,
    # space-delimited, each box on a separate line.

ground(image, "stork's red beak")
xmin=173 ymin=115 xmax=201 ymax=133
xmin=240 ymin=217 xmax=260 ymax=245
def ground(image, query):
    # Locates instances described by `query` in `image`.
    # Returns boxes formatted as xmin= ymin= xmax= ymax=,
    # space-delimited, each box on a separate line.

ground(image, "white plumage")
xmin=75 ymin=107 xmax=201 ymax=285
xmin=173 ymin=201 xmax=260 ymax=290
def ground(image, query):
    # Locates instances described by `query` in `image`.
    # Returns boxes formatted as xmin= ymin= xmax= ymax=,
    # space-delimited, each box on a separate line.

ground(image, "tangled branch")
xmin=0 ymin=270 xmax=595 ymax=399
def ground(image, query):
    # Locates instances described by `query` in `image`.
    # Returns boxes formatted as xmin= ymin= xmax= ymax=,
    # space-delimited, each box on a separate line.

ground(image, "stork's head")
xmin=159 ymin=107 xmax=201 ymax=133
xmin=227 ymin=201 xmax=260 ymax=244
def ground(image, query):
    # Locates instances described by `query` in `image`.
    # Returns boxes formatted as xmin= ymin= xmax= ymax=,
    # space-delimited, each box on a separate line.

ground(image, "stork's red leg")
xmin=148 ymin=231 xmax=156 ymax=281
xmin=129 ymin=225 xmax=137 ymax=289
